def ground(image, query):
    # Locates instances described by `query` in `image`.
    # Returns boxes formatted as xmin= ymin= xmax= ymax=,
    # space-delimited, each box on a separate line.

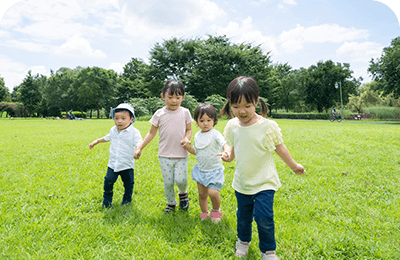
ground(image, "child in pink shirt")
xmin=134 ymin=80 xmax=194 ymax=213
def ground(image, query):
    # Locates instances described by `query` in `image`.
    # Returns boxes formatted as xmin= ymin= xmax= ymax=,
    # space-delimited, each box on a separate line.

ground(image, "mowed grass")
xmin=0 ymin=118 xmax=399 ymax=259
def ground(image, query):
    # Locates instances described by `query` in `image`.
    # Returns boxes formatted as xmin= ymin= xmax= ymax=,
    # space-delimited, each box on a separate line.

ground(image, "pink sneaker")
xmin=211 ymin=209 xmax=223 ymax=223
xmin=200 ymin=211 xmax=210 ymax=220
xmin=235 ymin=239 xmax=250 ymax=257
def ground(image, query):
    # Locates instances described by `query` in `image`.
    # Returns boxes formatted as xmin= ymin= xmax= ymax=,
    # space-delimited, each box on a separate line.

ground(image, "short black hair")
xmin=162 ymin=80 xmax=185 ymax=96
xmin=194 ymin=103 xmax=218 ymax=126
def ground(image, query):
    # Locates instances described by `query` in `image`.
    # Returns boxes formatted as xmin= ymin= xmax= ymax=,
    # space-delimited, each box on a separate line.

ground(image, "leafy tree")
xmin=18 ymin=71 xmax=42 ymax=116
xmin=44 ymin=68 xmax=79 ymax=116
xmin=347 ymin=81 xmax=400 ymax=113
xmin=147 ymin=37 xmax=201 ymax=96
xmin=181 ymin=94 xmax=199 ymax=115
xmin=0 ymin=76 xmax=9 ymax=101
xmin=368 ymin=36 xmax=400 ymax=98
xmin=76 ymin=67 xmax=118 ymax=118
xmin=204 ymin=94 xmax=227 ymax=114
xmin=303 ymin=61 xmax=357 ymax=112
xmin=187 ymin=35 xmax=272 ymax=101
xmin=118 ymin=58 xmax=151 ymax=102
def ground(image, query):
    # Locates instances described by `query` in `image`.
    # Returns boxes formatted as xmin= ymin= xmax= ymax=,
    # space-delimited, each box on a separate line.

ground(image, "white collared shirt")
xmin=104 ymin=124 xmax=142 ymax=172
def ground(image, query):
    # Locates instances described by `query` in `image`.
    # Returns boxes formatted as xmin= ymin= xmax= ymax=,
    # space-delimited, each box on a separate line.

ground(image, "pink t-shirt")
xmin=150 ymin=106 xmax=194 ymax=158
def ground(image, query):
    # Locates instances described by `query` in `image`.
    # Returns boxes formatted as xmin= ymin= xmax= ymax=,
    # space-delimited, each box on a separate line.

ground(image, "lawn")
xmin=0 ymin=118 xmax=399 ymax=259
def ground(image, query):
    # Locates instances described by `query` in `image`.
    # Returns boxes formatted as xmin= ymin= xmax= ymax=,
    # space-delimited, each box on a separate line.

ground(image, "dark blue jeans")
xmin=235 ymin=190 xmax=276 ymax=253
xmin=103 ymin=167 xmax=134 ymax=207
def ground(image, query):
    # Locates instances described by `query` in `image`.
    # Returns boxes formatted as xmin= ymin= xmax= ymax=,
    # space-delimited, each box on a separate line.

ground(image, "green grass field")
xmin=1 ymin=118 xmax=399 ymax=259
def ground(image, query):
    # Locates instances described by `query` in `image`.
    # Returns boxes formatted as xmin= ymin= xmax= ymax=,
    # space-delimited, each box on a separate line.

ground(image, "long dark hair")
xmin=220 ymin=76 xmax=268 ymax=118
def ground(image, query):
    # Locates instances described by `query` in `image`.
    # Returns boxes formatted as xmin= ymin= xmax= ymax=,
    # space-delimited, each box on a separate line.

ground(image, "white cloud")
xmin=283 ymin=0 xmax=297 ymax=6
xmin=121 ymin=0 xmax=226 ymax=39
xmin=279 ymin=24 xmax=369 ymax=53
xmin=2 ymin=0 xmax=117 ymax=41
xmin=55 ymin=35 xmax=107 ymax=58
xmin=0 ymin=54 xmax=27 ymax=89
xmin=211 ymin=17 xmax=278 ymax=55
xmin=108 ymin=62 xmax=124 ymax=74
xmin=336 ymin=41 xmax=382 ymax=63
xmin=29 ymin=65 xmax=49 ymax=76
xmin=120 ymin=39 xmax=133 ymax=45
xmin=5 ymin=40 xmax=49 ymax=52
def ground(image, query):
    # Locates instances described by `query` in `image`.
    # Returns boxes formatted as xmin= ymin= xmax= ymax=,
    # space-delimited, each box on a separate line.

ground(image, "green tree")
xmin=18 ymin=71 xmax=42 ymax=116
xmin=44 ymin=68 xmax=79 ymax=116
xmin=147 ymin=37 xmax=201 ymax=96
xmin=118 ymin=58 xmax=151 ymax=102
xmin=347 ymin=81 xmax=400 ymax=113
xmin=187 ymin=35 xmax=272 ymax=101
xmin=304 ymin=61 xmax=357 ymax=112
xmin=368 ymin=36 xmax=400 ymax=98
xmin=204 ymin=94 xmax=227 ymax=114
xmin=74 ymin=67 xmax=117 ymax=118
xmin=0 ymin=76 xmax=9 ymax=101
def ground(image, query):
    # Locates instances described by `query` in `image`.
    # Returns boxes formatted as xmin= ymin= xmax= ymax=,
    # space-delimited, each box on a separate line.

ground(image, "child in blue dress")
xmin=181 ymin=103 xmax=230 ymax=223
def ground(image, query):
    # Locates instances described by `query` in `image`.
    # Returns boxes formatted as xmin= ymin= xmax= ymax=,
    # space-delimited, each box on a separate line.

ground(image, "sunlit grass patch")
xmin=0 ymin=119 xmax=399 ymax=259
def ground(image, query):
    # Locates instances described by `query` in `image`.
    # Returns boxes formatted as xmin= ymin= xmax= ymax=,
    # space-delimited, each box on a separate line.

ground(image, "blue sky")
xmin=1 ymin=0 xmax=399 ymax=91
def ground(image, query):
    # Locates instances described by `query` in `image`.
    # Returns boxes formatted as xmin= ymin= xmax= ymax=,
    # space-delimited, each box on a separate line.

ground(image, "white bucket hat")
xmin=112 ymin=103 xmax=136 ymax=123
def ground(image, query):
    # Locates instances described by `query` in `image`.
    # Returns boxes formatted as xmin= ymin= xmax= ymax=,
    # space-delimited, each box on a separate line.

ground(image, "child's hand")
xmin=89 ymin=141 xmax=97 ymax=149
xmin=180 ymin=138 xmax=191 ymax=149
xmin=181 ymin=141 xmax=192 ymax=150
xmin=134 ymin=148 xmax=142 ymax=160
xmin=218 ymin=151 xmax=232 ymax=162
xmin=292 ymin=163 xmax=306 ymax=175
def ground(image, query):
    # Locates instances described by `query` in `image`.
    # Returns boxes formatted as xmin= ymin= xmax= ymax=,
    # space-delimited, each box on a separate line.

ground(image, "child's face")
xmin=161 ymin=92 xmax=184 ymax=111
xmin=114 ymin=110 xmax=133 ymax=131
xmin=231 ymin=98 xmax=258 ymax=125
xmin=197 ymin=113 xmax=214 ymax=133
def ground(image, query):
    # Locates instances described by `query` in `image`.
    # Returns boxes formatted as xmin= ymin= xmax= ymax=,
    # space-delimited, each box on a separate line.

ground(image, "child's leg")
xmin=254 ymin=190 xmax=276 ymax=253
xmin=174 ymin=157 xmax=188 ymax=193
xmin=103 ymin=167 xmax=119 ymax=207
xmin=119 ymin=169 xmax=134 ymax=205
xmin=159 ymin=157 xmax=177 ymax=205
xmin=208 ymin=188 xmax=221 ymax=211
xmin=235 ymin=190 xmax=254 ymax=243
xmin=175 ymin=158 xmax=189 ymax=210
xmin=196 ymin=182 xmax=209 ymax=213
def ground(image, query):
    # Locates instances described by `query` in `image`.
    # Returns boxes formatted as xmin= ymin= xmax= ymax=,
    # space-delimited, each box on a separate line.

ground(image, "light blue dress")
xmin=191 ymin=129 xmax=225 ymax=191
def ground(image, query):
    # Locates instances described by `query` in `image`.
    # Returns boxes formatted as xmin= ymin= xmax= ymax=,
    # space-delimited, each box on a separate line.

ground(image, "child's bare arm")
xmin=220 ymin=145 xmax=235 ymax=162
xmin=134 ymin=124 xmax=158 ymax=159
xmin=181 ymin=140 xmax=196 ymax=155
xmin=275 ymin=144 xmax=305 ymax=175
xmin=181 ymin=122 xmax=192 ymax=144
xmin=89 ymin=137 xmax=107 ymax=149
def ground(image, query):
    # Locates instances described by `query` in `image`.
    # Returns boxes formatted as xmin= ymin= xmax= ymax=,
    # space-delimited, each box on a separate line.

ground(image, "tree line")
xmin=1 ymin=35 xmax=399 ymax=118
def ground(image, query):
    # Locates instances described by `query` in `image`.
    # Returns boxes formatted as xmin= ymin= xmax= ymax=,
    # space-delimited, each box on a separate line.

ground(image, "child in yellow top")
xmin=221 ymin=76 xmax=305 ymax=260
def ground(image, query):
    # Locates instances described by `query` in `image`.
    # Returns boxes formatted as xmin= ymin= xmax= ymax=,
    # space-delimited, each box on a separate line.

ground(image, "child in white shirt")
xmin=181 ymin=103 xmax=230 ymax=223
xmin=134 ymin=80 xmax=194 ymax=214
xmin=89 ymin=103 xmax=142 ymax=208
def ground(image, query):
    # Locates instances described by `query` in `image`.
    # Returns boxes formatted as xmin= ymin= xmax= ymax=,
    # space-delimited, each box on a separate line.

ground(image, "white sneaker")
xmin=261 ymin=251 xmax=279 ymax=260
xmin=235 ymin=239 xmax=250 ymax=257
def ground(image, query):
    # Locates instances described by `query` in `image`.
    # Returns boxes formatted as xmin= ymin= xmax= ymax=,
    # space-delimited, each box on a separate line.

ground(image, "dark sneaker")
xmin=178 ymin=192 xmax=190 ymax=211
xmin=164 ymin=204 xmax=176 ymax=214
